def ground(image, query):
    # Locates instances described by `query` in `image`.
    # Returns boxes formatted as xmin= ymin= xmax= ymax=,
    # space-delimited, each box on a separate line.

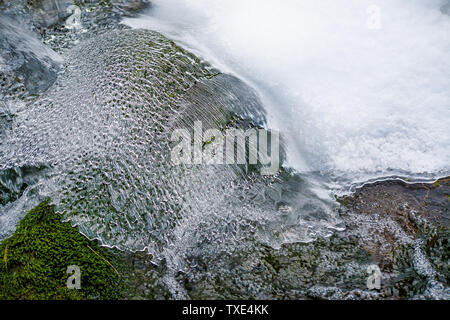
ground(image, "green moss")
xmin=432 ymin=181 xmax=440 ymax=188
xmin=0 ymin=200 xmax=125 ymax=300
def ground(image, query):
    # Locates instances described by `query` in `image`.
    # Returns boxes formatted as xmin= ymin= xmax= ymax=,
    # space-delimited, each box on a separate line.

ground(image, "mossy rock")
xmin=0 ymin=200 xmax=125 ymax=300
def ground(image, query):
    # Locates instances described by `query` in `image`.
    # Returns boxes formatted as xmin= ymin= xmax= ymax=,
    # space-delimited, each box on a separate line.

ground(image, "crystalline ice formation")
xmin=0 ymin=29 xmax=340 ymax=258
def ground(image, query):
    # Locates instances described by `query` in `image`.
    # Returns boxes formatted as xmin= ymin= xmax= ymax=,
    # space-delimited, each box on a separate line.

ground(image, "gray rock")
xmin=0 ymin=14 xmax=62 ymax=97
xmin=111 ymin=0 xmax=152 ymax=17
xmin=0 ymin=101 xmax=13 ymax=135
xmin=27 ymin=0 xmax=74 ymax=28
xmin=0 ymin=0 xmax=74 ymax=29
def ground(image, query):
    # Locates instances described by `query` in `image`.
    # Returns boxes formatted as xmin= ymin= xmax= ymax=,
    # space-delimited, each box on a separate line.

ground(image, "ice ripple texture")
xmin=0 ymin=29 xmax=340 ymax=258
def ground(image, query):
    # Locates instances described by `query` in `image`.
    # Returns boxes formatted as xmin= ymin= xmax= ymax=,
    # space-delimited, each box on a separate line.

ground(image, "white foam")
xmin=124 ymin=0 xmax=450 ymax=184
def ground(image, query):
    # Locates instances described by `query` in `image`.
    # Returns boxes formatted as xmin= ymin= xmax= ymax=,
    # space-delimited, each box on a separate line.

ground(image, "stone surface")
xmin=112 ymin=0 xmax=152 ymax=17
xmin=120 ymin=178 xmax=449 ymax=300
xmin=0 ymin=14 xmax=62 ymax=98
xmin=27 ymin=0 xmax=74 ymax=28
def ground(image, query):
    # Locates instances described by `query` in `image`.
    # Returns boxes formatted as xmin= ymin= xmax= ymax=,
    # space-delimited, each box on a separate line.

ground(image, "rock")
xmin=0 ymin=0 xmax=152 ymax=57
xmin=0 ymin=101 xmax=13 ymax=134
xmin=112 ymin=0 xmax=152 ymax=17
xmin=0 ymin=165 xmax=44 ymax=207
xmin=168 ymin=178 xmax=449 ymax=300
xmin=0 ymin=28 xmax=272 ymax=255
xmin=340 ymin=178 xmax=450 ymax=232
xmin=0 ymin=1 xmax=152 ymax=31
xmin=0 ymin=14 xmax=62 ymax=97
xmin=0 ymin=0 xmax=70 ymax=33
xmin=26 ymin=0 xmax=74 ymax=28
xmin=337 ymin=178 xmax=449 ymax=299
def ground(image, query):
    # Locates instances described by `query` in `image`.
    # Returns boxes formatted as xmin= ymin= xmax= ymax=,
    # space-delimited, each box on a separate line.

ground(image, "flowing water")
xmin=124 ymin=0 xmax=450 ymax=188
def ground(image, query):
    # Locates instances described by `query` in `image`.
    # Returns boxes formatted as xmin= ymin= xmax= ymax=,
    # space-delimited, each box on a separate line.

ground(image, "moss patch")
xmin=0 ymin=200 xmax=125 ymax=300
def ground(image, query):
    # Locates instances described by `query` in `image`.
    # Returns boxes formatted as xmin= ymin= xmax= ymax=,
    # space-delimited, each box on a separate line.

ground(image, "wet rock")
xmin=0 ymin=101 xmax=13 ymax=134
xmin=26 ymin=0 xmax=74 ymax=28
xmin=0 ymin=0 xmax=70 ymax=33
xmin=112 ymin=0 xmax=152 ymax=17
xmin=180 ymin=235 xmax=373 ymax=300
xmin=147 ymin=178 xmax=448 ymax=300
xmin=337 ymin=178 xmax=449 ymax=299
xmin=0 ymin=0 xmax=149 ymax=38
xmin=0 ymin=14 xmax=62 ymax=98
xmin=38 ymin=1 xmax=151 ymax=53
xmin=0 ymin=165 xmax=45 ymax=207
xmin=0 ymin=164 xmax=48 ymax=241
xmin=340 ymin=178 xmax=449 ymax=239
xmin=117 ymin=250 xmax=171 ymax=299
